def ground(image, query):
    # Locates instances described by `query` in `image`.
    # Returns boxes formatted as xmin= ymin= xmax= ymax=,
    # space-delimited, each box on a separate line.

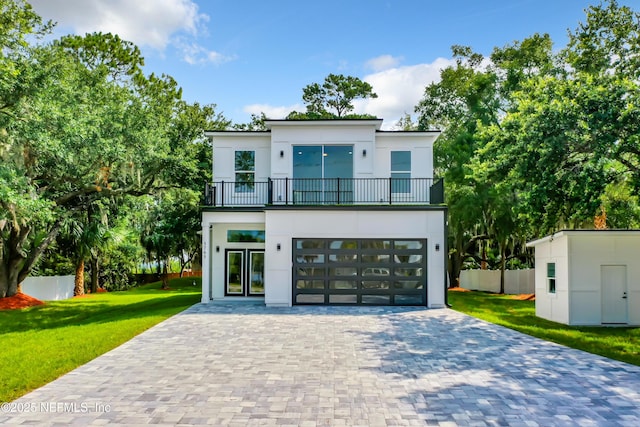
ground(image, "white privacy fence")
xmin=460 ymin=269 xmax=535 ymax=294
xmin=21 ymin=275 xmax=75 ymax=301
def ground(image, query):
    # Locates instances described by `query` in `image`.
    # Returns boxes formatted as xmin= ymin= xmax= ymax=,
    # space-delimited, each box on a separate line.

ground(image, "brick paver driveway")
xmin=2 ymin=304 xmax=640 ymax=426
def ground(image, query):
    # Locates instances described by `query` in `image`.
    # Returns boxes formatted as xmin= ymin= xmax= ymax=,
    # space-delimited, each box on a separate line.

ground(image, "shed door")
xmin=601 ymin=265 xmax=628 ymax=324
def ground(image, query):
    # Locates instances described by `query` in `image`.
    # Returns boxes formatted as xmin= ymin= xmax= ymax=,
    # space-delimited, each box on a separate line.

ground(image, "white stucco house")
xmin=201 ymin=119 xmax=448 ymax=307
xmin=527 ymin=230 xmax=640 ymax=326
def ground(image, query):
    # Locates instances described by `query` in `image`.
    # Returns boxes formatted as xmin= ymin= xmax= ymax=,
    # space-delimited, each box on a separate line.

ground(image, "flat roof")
xmin=206 ymin=119 xmax=441 ymax=134
xmin=526 ymin=229 xmax=640 ymax=247
xmin=264 ymin=118 xmax=384 ymax=130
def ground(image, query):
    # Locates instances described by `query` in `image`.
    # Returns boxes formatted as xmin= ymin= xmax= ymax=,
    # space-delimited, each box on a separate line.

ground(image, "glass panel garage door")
xmin=293 ymin=238 xmax=427 ymax=306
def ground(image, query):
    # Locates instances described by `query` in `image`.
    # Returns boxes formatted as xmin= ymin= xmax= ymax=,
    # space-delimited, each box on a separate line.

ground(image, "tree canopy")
xmin=416 ymin=0 xmax=640 ymax=289
xmin=287 ymin=73 xmax=378 ymax=119
xmin=0 ymin=0 xmax=228 ymax=297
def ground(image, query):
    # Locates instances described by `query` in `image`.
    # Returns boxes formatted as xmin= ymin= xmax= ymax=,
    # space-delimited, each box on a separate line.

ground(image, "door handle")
xmin=622 ymin=292 xmax=628 ymax=299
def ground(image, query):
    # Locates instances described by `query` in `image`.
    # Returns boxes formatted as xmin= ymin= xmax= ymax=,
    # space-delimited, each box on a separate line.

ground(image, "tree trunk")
xmin=446 ymin=234 xmax=490 ymax=290
xmin=161 ymin=258 xmax=169 ymax=290
xmin=74 ymin=258 xmax=85 ymax=296
xmin=0 ymin=221 xmax=62 ymax=298
xmin=499 ymin=245 xmax=506 ymax=294
xmin=448 ymin=249 xmax=463 ymax=288
xmin=0 ymin=255 xmax=23 ymax=298
xmin=481 ymin=241 xmax=488 ymax=270
xmin=179 ymin=250 xmax=196 ymax=278
xmin=90 ymin=256 xmax=99 ymax=293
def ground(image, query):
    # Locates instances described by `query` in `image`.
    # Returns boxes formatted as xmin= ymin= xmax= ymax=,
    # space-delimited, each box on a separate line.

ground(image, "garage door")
xmin=293 ymin=238 xmax=427 ymax=305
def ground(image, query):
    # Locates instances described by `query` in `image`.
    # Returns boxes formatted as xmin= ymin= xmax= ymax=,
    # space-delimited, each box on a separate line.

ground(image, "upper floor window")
xmin=235 ymin=150 xmax=255 ymax=193
xmin=391 ymin=151 xmax=411 ymax=193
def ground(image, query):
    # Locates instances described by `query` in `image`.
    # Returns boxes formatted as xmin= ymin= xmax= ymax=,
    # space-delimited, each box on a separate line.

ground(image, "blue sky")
xmin=30 ymin=0 xmax=610 ymax=128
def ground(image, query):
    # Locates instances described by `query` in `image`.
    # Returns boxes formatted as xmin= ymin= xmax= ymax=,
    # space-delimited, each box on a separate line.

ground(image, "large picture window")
xmin=234 ymin=150 xmax=255 ymax=193
xmin=391 ymin=151 xmax=411 ymax=193
xmin=292 ymin=145 xmax=353 ymax=203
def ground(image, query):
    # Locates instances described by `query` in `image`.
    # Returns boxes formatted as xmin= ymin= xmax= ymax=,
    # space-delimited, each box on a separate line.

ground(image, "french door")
xmin=225 ymin=249 xmax=265 ymax=296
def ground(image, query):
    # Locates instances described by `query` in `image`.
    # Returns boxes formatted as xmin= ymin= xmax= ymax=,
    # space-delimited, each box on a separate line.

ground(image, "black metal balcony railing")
xmin=204 ymin=178 xmax=444 ymax=207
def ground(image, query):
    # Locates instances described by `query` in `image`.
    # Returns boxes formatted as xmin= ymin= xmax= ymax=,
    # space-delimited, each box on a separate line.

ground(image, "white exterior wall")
xmin=529 ymin=231 xmax=640 ymax=326
xmin=209 ymin=126 xmax=438 ymax=181
xmin=203 ymin=120 xmax=445 ymax=307
xmin=374 ymin=134 xmax=434 ymax=179
xmin=212 ymin=134 xmax=271 ymax=181
xmin=568 ymin=233 xmax=640 ymax=325
xmin=270 ymin=123 xmax=378 ymax=179
xmin=264 ymin=209 xmax=446 ymax=308
xmin=532 ymin=235 xmax=570 ymax=324
xmin=201 ymin=211 xmax=265 ymax=303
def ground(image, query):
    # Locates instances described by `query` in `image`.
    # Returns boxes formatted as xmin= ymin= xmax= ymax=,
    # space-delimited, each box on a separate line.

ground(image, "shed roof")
xmin=526 ymin=229 xmax=640 ymax=247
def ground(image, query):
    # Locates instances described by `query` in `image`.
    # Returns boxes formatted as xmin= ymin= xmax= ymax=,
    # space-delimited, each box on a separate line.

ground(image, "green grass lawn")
xmin=448 ymin=290 xmax=640 ymax=366
xmin=0 ymin=278 xmax=201 ymax=403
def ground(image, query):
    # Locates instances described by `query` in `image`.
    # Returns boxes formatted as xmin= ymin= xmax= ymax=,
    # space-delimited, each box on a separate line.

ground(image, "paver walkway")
xmin=2 ymin=304 xmax=640 ymax=426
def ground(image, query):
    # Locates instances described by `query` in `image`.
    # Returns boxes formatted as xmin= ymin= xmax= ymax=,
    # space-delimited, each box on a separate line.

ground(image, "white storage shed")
xmin=527 ymin=230 xmax=640 ymax=326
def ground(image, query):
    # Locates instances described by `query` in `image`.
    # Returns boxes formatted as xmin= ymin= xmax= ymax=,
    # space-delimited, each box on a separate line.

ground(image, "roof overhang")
xmin=265 ymin=119 xmax=384 ymax=130
xmin=526 ymin=229 xmax=640 ymax=247
xmin=204 ymin=130 xmax=269 ymax=138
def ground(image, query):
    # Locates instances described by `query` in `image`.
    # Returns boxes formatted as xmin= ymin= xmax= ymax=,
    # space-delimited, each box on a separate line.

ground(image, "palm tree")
xmin=58 ymin=202 xmax=110 ymax=296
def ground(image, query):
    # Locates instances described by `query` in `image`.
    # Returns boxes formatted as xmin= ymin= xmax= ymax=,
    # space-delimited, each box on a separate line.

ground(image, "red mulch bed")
xmin=0 ymin=293 xmax=45 ymax=310
xmin=511 ymin=293 xmax=536 ymax=301
xmin=73 ymin=288 xmax=108 ymax=298
xmin=448 ymin=287 xmax=535 ymax=300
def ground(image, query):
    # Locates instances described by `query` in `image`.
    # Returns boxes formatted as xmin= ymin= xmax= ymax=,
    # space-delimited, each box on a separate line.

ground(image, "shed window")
xmin=547 ymin=262 xmax=556 ymax=294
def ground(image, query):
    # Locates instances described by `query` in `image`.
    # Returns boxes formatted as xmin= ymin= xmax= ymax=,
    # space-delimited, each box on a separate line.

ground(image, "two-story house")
xmin=201 ymin=119 xmax=447 ymax=307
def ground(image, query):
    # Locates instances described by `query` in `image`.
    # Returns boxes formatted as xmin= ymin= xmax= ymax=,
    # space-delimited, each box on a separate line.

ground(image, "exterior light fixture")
xmin=435 ymin=243 xmax=440 ymax=252
xmin=363 ymin=149 xmax=367 ymax=157
xmin=277 ymin=243 xmax=281 ymax=251
xmin=280 ymin=150 xmax=284 ymax=158
xmin=216 ymin=246 xmax=220 ymax=252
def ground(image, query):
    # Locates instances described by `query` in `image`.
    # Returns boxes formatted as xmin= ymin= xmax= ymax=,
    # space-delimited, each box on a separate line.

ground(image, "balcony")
xmin=204 ymin=178 xmax=444 ymax=207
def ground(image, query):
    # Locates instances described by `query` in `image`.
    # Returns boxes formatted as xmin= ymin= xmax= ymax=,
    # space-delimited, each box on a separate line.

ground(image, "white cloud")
xmin=174 ymin=37 xmax=237 ymax=65
xmin=242 ymin=57 xmax=455 ymax=128
xmin=354 ymin=57 xmax=456 ymax=129
xmin=365 ymin=54 xmax=403 ymax=72
xmin=243 ymin=103 xmax=304 ymax=120
xmin=31 ymin=0 xmax=207 ymax=50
